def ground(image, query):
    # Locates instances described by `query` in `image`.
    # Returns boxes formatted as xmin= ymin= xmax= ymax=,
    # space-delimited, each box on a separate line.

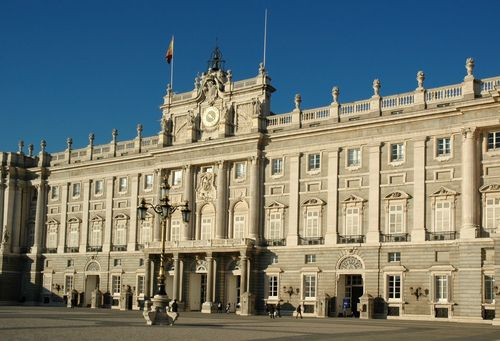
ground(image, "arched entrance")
xmin=336 ymin=255 xmax=365 ymax=317
xmin=84 ymin=261 xmax=101 ymax=307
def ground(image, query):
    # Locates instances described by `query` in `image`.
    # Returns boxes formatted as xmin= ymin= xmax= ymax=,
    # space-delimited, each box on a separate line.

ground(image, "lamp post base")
xmin=143 ymin=295 xmax=175 ymax=326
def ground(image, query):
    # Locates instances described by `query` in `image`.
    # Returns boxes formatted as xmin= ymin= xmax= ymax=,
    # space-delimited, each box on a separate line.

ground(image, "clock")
xmin=202 ymin=106 xmax=220 ymax=128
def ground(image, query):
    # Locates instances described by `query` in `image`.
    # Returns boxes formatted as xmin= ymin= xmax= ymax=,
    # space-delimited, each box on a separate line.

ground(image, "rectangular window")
xmin=235 ymin=162 xmax=246 ymax=180
xmin=345 ymin=207 xmax=360 ymax=235
xmin=72 ymin=183 xmax=81 ymax=198
xmin=271 ymin=158 xmax=283 ymax=175
xmin=112 ymin=275 xmax=121 ymax=294
xmin=305 ymin=210 xmax=320 ymax=237
xmin=347 ymin=148 xmax=361 ymax=167
xmin=90 ymin=221 xmax=102 ymax=247
xmin=390 ymin=143 xmax=405 ymax=162
xmin=113 ymin=259 xmax=122 ymax=267
xmin=308 ymin=154 xmax=321 ymax=171
xmin=487 ymin=131 xmax=500 ymax=150
xmin=171 ymin=219 xmax=180 ymax=241
xmin=484 ymin=275 xmax=495 ymax=303
xmin=435 ymin=201 xmax=451 ymax=232
xmin=485 ymin=197 xmax=500 ymax=230
xmin=387 ymin=275 xmax=401 ymax=300
xmin=67 ymin=222 xmax=79 ymax=247
xmin=272 ymin=255 xmax=279 ymax=264
xmin=114 ymin=220 xmax=127 ymax=246
xmin=269 ymin=212 xmax=282 ymax=240
xmin=65 ymin=275 xmax=74 ymax=294
xmin=172 ymin=170 xmax=182 ymax=186
xmin=137 ymin=275 xmax=145 ymax=295
xmin=119 ymin=177 xmax=128 ymax=192
xmin=303 ymin=274 xmax=316 ymax=299
xmin=47 ymin=223 xmax=58 ymax=249
xmin=388 ymin=204 xmax=404 ymax=233
xmin=305 ymin=254 xmax=316 ymax=264
xmin=233 ymin=214 xmax=246 ymax=239
xmin=268 ymin=275 xmax=278 ymax=298
xmin=388 ymin=252 xmax=401 ymax=262
xmin=201 ymin=217 xmax=212 ymax=240
xmin=67 ymin=259 xmax=74 ymax=267
xmin=94 ymin=180 xmax=104 ymax=195
xmin=51 ymin=186 xmax=60 ymax=200
xmin=144 ymin=174 xmax=153 ymax=190
xmin=437 ymin=137 xmax=451 ymax=156
xmin=139 ymin=217 xmax=152 ymax=244
xmin=435 ymin=275 xmax=448 ymax=302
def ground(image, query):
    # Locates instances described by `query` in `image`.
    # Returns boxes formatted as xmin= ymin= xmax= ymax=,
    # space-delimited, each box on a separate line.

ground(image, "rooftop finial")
xmin=66 ymin=137 xmax=73 ymax=150
xmin=416 ymin=71 xmax=425 ymax=90
xmin=28 ymin=144 xmax=34 ymax=157
xmin=18 ymin=140 xmax=24 ymax=154
xmin=372 ymin=79 xmax=381 ymax=97
xmin=466 ymin=57 xmax=475 ymax=77
xmin=40 ymin=140 xmax=46 ymax=153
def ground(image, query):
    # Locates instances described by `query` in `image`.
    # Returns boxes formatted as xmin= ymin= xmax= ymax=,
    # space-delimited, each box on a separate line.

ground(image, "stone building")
xmin=1 ymin=49 xmax=499 ymax=324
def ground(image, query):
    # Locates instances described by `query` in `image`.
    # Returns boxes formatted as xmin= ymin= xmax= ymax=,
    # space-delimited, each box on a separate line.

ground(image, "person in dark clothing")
xmin=269 ymin=305 xmax=275 ymax=319
xmin=171 ymin=299 xmax=178 ymax=312
xmin=276 ymin=302 xmax=282 ymax=318
xmin=295 ymin=305 xmax=303 ymax=319
xmin=217 ymin=302 xmax=223 ymax=313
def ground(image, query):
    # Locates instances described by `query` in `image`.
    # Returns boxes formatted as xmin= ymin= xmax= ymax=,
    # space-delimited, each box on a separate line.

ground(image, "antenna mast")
xmin=263 ymin=9 xmax=268 ymax=68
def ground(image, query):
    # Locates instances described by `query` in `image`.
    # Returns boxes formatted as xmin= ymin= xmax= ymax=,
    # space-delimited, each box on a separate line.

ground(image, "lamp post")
xmin=138 ymin=175 xmax=190 ymax=324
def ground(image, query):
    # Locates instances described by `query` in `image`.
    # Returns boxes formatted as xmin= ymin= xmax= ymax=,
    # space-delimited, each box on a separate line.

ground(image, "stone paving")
xmin=0 ymin=306 xmax=499 ymax=341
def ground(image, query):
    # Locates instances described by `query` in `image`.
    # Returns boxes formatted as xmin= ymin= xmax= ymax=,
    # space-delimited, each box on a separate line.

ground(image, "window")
xmin=388 ymin=204 xmax=404 ymax=234
xmin=139 ymin=216 xmax=152 ymax=244
xmin=303 ymin=274 xmax=316 ymax=299
xmin=388 ymin=252 xmax=401 ymax=262
xmin=305 ymin=210 xmax=320 ymax=237
xmin=269 ymin=212 xmax=282 ymax=239
xmin=390 ymin=143 xmax=405 ymax=162
xmin=485 ymin=197 xmax=500 ymax=230
xmin=437 ymin=137 xmax=451 ymax=157
xmin=484 ymin=275 xmax=495 ymax=303
xmin=487 ymin=131 xmax=500 ymax=150
xmin=137 ymin=275 xmax=145 ymax=295
xmin=272 ymin=255 xmax=279 ymax=264
xmin=271 ymin=158 xmax=283 ymax=176
xmin=114 ymin=217 xmax=127 ymax=246
xmin=112 ymin=275 xmax=121 ymax=294
xmin=347 ymin=148 xmax=361 ymax=167
xmin=234 ymin=162 xmax=246 ymax=180
xmin=171 ymin=219 xmax=180 ymax=241
xmin=94 ymin=180 xmax=104 ymax=195
xmin=172 ymin=170 xmax=182 ymax=186
xmin=67 ymin=259 xmax=74 ymax=267
xmin=387 ymin=275 xmax=401 ymax=300
xmin=67 ymin=220 xmax=79 ymax=248
xmin=46 ymin=222 xmax=58 ymax=249
xmin=144 ymin=174 xmax=153 ymax=190
xmin=119 ymin=177 xmax=128 ymax=192
xmin=89 ymin=219 xmax=103 ymax=247
xmin=114 ymin=259 xmax=122 ymax=267
xmin=65 ymin=275 xmax=74 ymax=294
xmin=345 ymin=207 xmax=360 ymax=235
xmin=233 ymin=214 xmax=246 ymax=239
xmin=434 ymin=275 xmax=448 ymax=302
xmin=139 ymin=258 xmax=144 ymax=266
xmin=305 ymin=254 xmax=316 ymax=264
xmin=72 ymin=183 xmax=81 ymax=198
xmin=435 ymin=201 xmax=451 ymax=232
xmin=308 ymin=154 xmax=321 ymax=171
xmin=201 ymin=217 xmax=213 ymax=240
xmin=51 ymin=186 xmax=60 ymax=200
xmin=268 ymin=275 xmax=279 ymax=298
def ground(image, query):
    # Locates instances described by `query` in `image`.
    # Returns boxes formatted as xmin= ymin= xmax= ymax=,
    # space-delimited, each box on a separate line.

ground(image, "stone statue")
xmin=187 ymin=110 xmax=196 ymax=125
xmin=373 ymin=79 xmax=381 ymax=97
xmin=466 ymin=57 xmax=475 ymax=77
xmin=294 ymin=94 xmax=302 ymax=111
xmin=332 ymin=86 xmax=339 ymax=104
xmin=252 ymin=98 xmax=262 ymax=117
xmin=416 ymin=71 xmax=425 ymax=90
xmin=66 ymin=137 xmax=73 ymax=150
xmin=205 ymin=80 xmax=218 ymax=104
xmin=259 ymin=62 xmax=265 ymax=75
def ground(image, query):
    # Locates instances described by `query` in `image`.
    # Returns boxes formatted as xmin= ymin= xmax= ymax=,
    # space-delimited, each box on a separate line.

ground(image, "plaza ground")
xmin=0 ymin=306 xmax=499 ymax=341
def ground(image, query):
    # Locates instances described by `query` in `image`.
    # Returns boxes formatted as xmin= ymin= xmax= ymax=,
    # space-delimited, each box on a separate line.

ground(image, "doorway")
xmin=84 ymin=275 xmax=99 ymax=307
xmin=225 ymin=274 xmax=240 ymax=312
xmin=345 ymin=275 xmax=363 ymax=317
xmin=189 ymin=273 xmax=207 ymax=311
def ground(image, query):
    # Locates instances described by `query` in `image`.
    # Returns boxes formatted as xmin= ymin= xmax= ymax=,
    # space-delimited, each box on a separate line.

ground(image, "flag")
xmin=165 ymin=36 xmax=174 ymax=64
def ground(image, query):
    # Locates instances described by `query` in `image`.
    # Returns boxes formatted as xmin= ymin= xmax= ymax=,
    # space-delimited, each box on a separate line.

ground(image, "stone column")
xmin=144 ymin=255 xmax=152 ymax=298
xmin=366 ymin=144 xmax=381 ymax=243
xmin=103 ymin=177 xmax=114 ymax=252
xmin=0 ymin=180 xmax=5 ymax=239
xmin=202 ymin=254 xmax=214 ymax=313
xmin=57 ymin=183 xmax=68 ymax=253
xmin=182 ymin=165 xmax=193 ymax=240
xmin=248 ymin=156 xmax=260 ymax=240
xmin=79 ymin=180 xmax=90 ymax=253
xmin=172 ymin=254 xmax=180 ymax=300
xmin=286 ymin=153 xmax=300 ymax=246
xmin=412 ymin=138 xmax=427 ymax=242
xmin=32 ymin=181 xmax=46 ymax=254
xmin=240 ymin=254 xmax=248 ymax=294
xmin=128 ymin=175 xmax=139 ymax=251
xmin=216 ymin=161 xmax=227 ymax=239
xmin=461 ymin=128 xmax=478 ymax=239
xmin=153 ymin=170 xmax=162 ymax=242
xmin=12 ymin=181 xmax=23 ymax=253
xmin=325 ymin=148 xmax=339 ymax=245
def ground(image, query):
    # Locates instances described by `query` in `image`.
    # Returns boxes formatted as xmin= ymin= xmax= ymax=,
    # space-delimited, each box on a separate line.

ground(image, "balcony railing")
xmin=262 ymin=238 xmax=286 ymax=246
xmin=426 ymin=231 xmax=457 ymax=241
xmin=337 ymin=235 xmax=365 ymax=244
xmin=380 ymin=233 xmax=410 ymax=242
xmin=112 ymin=245 xmax=127 ymax=251
xmin=86 ymin=245 xmax=102 ymax=252
xmin=299 ymin=237 xmax=324 ymax=245
xmin=479 ymin=228 xmax=497 ymax=238
xmin=44 ymin=247 xmax=57 ymax=254
xmin=64 ymin=247 xmax=79 ymax=253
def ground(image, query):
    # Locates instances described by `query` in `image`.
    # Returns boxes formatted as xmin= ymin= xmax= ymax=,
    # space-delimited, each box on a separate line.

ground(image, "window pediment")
xmin=342 ymin=194 xmax=366 ymax=204
xmin=479 ymin=184 xmax=500 ymax=193
xmin=114 ymin=213 xmax=129 ymax=220
xmin=384 ymin=191 xmax=410 ymax=200
xmin=302 ymin=198 xmax=325 ymax=207
xmin=430 ymin=186 xmax=458 ymax=197
xmin=90 ymin=215 xmax=104 ymax=222
xmin=67 ymin=217 xmax=81 ymax=223
xmin=265 ymin=201 xmax=287 ymax=210
xmin=46 ymin=219 xmax=60 ymax=225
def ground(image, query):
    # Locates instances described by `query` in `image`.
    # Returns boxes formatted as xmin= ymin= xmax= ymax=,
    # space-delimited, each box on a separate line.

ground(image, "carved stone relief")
xmin=338 ymin=256 xmax=363 ymax=270
xmin=196 ymin=172 xmax=216 ymax=201
xmin=235 ymin=103 xmax=253 ymax=133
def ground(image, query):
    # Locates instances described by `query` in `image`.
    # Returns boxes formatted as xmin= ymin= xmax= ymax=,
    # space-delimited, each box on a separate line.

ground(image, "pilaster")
xmin=461 ymin=127 xmax=478 ymax=239
xmin=57 ymin=183 xmax=68 ymax=253
xmin=102 ymin=177 xmax=114 ymax=252
xmin=248 ymin=156 xmax=260 ymax=240
xmin=412 ymin=138 xmax=427 ymax=242
xmin=127 ymin=174 xmax=139 ymax=251
xmin=286 ymin=153 xmax=300 ymax=246
xmin=11 ymin=180 xmax=23 ymax=253
xmin=366 ymin=144 xmax=381 ymax=243
xmin=240 ymin=253 xmax=248 ymax=294
xmin=325 ymin=148 xmax=339 ymax=245
xmin=182 ymin=165 xmax=193 ymax=241
xmin=32 ymin=181 xmax=46 ymax=254
xmin=216 ymin=160 xmax=227 ymax=239
xmin=79 ymin=180 xmax=90 ymax=253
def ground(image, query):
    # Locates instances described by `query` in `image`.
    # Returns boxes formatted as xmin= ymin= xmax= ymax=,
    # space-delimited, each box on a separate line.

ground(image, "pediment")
xmin=430 ymin=186 xmax=458 ymax=197
xmin=302 ymin=198 xmax=325 ymax=206
xmin=384 ymin=191 xmax=410 ymax=200
xmin=265 ymin=201 xmax=287 ymax=210
xmin=90 ymin=215 xmax=104 ymax=222
xmin=342 ymin=194 xmax=365 ymax=203
xmin=46 ymin=219 xmax=60 ymax=225
xmin=479 ymin=184 xmax=500 ymax=193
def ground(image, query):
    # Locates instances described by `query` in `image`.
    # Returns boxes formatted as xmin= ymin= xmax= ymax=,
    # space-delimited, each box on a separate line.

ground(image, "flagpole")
xmin=263 ymin=9 xmax=268 ymax=68
xmin=170 ymin=35 xmax=174 ymax=91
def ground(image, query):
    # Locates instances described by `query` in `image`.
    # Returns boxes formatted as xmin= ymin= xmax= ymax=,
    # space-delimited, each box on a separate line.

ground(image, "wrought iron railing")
xmin=64 ymin=246 xmax=79 ymax=253
xmin=479 ymin=228 xmax=497 ymax=238
xmin=426 ymin=231 xmax=457 ymax=241
xmin=111 ymin=245 xmax=127 ymax=251
xmin=380 ymin=233 xmax=410 ymax=242
xmin=337 ymin=235 xmax=365 ymax=244
xmin=298 ymin=237 xmax=324 ymax=245
xmin=262 ymin=238 xmax=286 ymax=246
xmin=86 ymin=245 xmax=102 ymax=252
xmin=44 ymin=247 xmax=57 ymax=254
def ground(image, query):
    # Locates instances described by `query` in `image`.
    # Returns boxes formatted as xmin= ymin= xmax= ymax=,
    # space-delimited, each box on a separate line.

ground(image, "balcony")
xmin=64 ymin=247 xmax=79 ymax=253
xmin=162 ymin=238 xmax=255 ymax=249
xmin=299 ymin=237 xmax=324 ymax=245
xmin=86 ymin=245 xmax=102 ymax=252
xmin=380 ymin=233 xmax=410 ymax=242
xmin=262 ymin=238 xmax=286 ymax=246
xmin=479 ymin=228 xmax=497 ymax=238
xmin=337 ymin=235 xmax=365 ymax=244
xmin=112 ymin=245 xmax=127 ymax=251
xmin=426 ymin=231 xmax=457 ymax=241
xmin=44 ymin=247 xmax=57 ymax=254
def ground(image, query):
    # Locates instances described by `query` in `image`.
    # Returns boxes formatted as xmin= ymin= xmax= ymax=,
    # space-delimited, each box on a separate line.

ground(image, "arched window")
xmin=138 ymin=213 xmax=153 ymax=245
xmin=46 ymin=220 xmax=59 ymax=250
xmin=89 ymin=216 xmax=104 ymax=247
xmin=200 ymin=204 xmax=215 ymax=240
xmin=113 ymin=214 xmax=129 ymax=247
xmin=67 ymin=218 xmax=80 ymax=248
xmin=232 ymin=201 xmax=248 ymax=239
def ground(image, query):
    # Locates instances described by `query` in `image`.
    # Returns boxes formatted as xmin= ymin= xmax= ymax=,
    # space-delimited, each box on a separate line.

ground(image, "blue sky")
xmin=1 ymin=0 xmax=499 ymax=153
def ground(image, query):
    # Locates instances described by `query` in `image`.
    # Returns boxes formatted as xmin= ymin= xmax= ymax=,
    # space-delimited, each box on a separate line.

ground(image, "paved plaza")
xmin=0 ymin=306 xmax=499 ymax=341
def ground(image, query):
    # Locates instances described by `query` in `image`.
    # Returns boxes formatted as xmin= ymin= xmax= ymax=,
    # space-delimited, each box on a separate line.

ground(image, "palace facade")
xmin=1 ymin=49 xmax=500 ymax=323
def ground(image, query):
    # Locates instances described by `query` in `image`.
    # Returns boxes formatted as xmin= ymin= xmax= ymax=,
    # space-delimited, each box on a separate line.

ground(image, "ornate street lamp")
xmin=138 ymin=175 xmax=190 ymax=315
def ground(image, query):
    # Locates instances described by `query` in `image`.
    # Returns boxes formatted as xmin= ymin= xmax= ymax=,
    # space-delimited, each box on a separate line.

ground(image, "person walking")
xmin=269 ymin=304 xmax=275 ymax=319
xmin=295 ymin=304 xmax=303 ymax=319
xmin=168 ymin=299 xmax=179 ymax=326
xmin=225 ymin=302 xmax=231 ymax=313
xmin=217 ymin=302 xmax=223 ymax=313
xmin=276 ymin=302 xmax=282 ymax=318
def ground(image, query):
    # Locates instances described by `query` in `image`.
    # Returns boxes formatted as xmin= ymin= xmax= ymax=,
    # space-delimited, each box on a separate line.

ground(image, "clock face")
xmin=202 ymin=106 xmax=220 ymax=128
